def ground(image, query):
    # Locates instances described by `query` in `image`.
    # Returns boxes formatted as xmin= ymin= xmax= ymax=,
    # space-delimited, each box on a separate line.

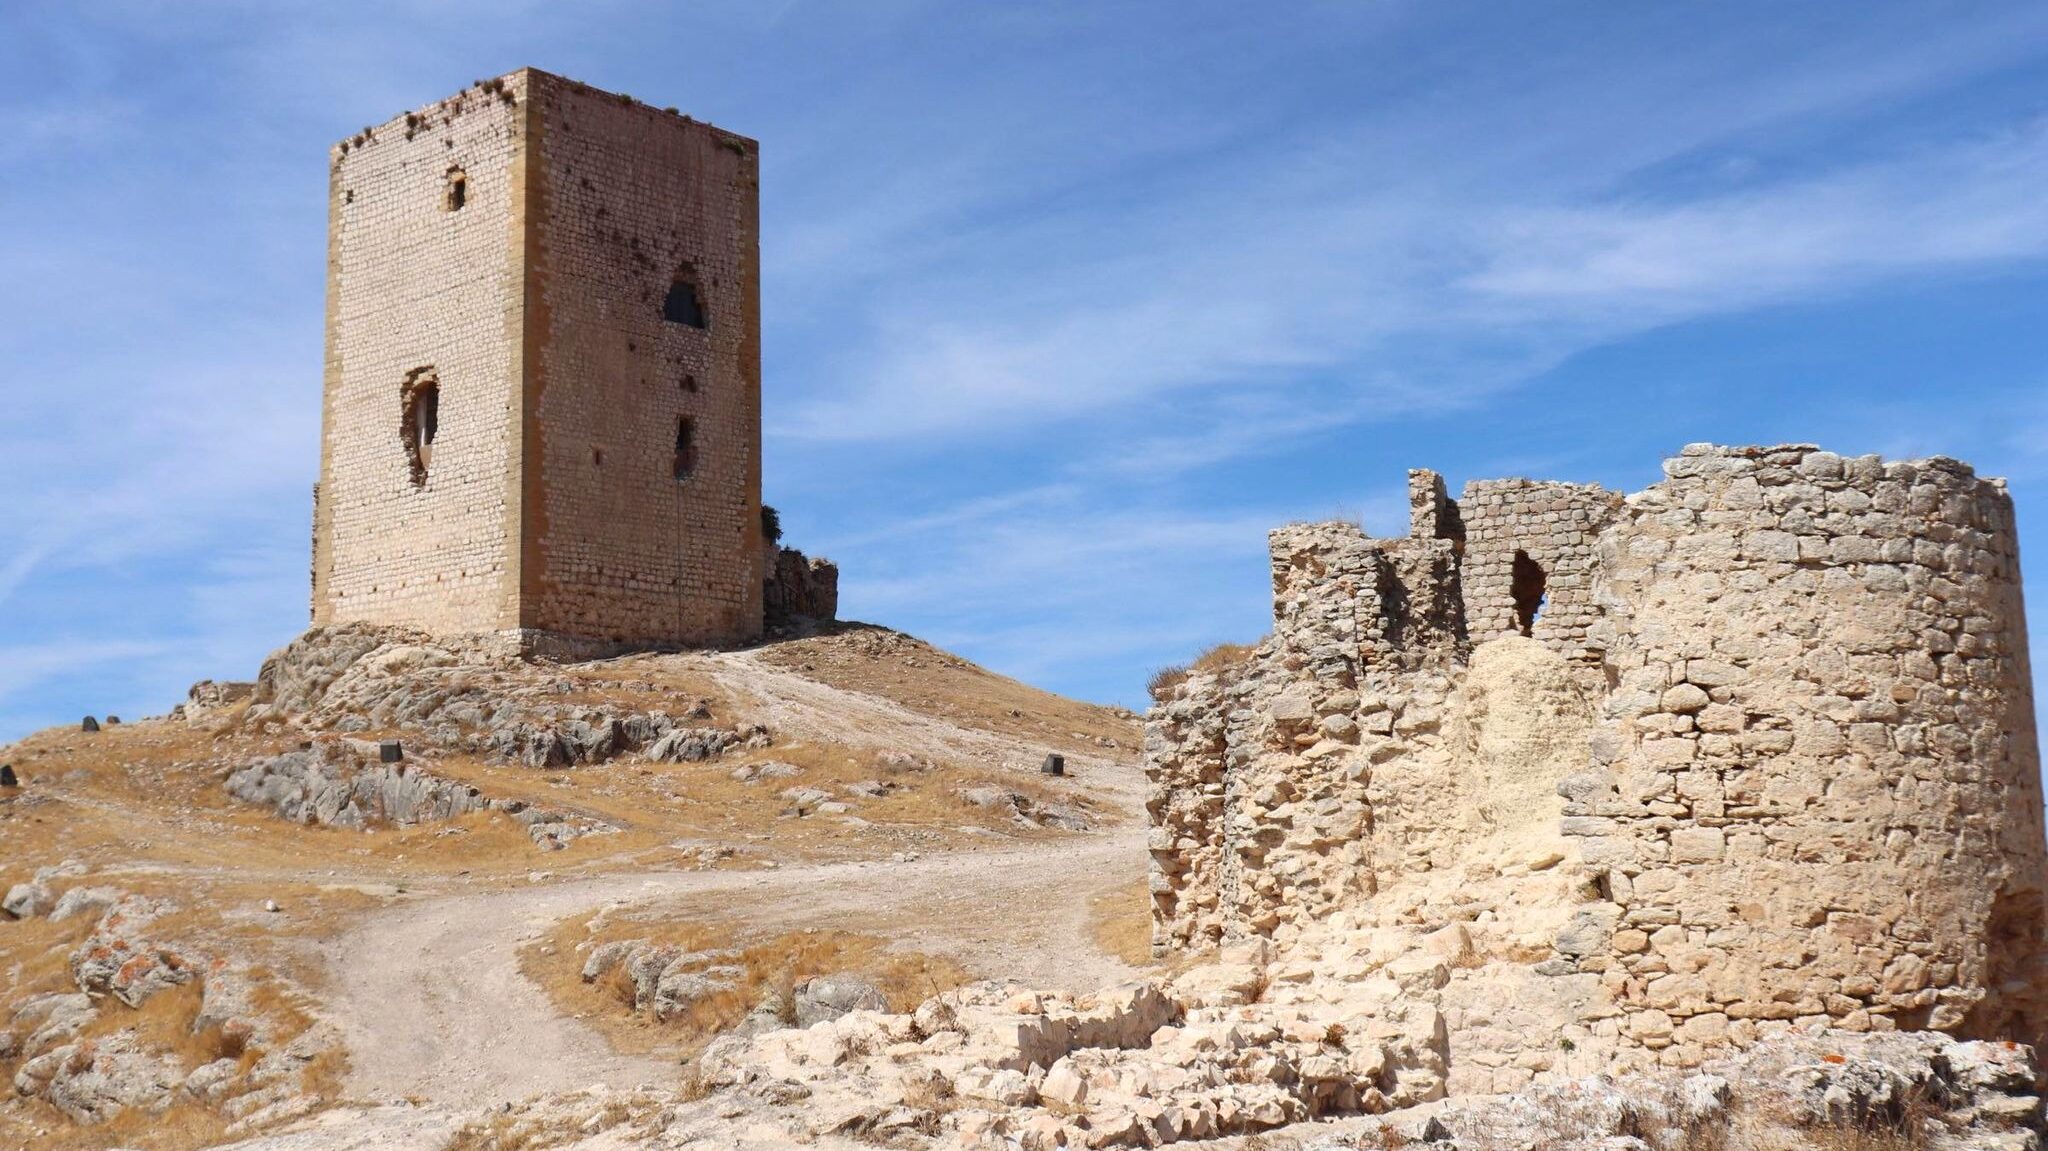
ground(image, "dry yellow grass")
xmin=754 ymin=624 xmax=1138 ymax=755
xmin=1148 ymin=639 xmax=1262 ymax=701
xmin=1087 ymin=877 xmax=1155 ymax=967
xmin=521 ymin=914 xmax=969 ymax=1059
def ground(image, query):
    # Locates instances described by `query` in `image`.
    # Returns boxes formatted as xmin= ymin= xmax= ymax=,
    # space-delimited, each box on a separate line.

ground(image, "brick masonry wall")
xmin=314 ymin=70 xmax=766 ymax=651
xmin=1557 ymin=445 xmax=2046 ymax=1053
xmin=316 ymin=75 xmax=529 ymax=634
xmin=524 ymin=73 xmax=764 ymax=646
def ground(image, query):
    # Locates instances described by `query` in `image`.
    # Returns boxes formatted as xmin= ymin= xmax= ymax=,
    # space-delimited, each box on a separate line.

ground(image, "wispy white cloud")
xmin=1465 ymin=120 xmax=2048 ymax=315
xmin=0 ymin=639 xmax=169 ymax=703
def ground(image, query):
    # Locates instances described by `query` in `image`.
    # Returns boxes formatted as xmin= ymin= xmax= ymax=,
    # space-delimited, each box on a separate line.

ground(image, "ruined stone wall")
xmin=1149 ymin=523 xmax=1466 ymax=951
xmin=522 ymin=72 xmax=764 ymax=648
xmin=1148 ymin=443 xmax=2045 ymax=1052
xmin=315 ymin=75 xmax=529 ymax=634
xmin=1459 ymin=478 xmax=1622 ymax=665
xmin=764 ymin=548 xmax=840 ymax=626
xmin=1557 ymin=445 xmax=2045 ymax=1052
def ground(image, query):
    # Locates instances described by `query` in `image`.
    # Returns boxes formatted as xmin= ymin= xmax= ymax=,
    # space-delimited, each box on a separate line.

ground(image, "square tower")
xmin=312 ymin=69 xmax=765 ymax=654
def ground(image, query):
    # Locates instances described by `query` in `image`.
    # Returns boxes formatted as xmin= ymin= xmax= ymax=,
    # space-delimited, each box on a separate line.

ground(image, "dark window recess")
xmin=681 ymin=374 xmax=698 ymax=393
xmin=673 ymin=416 xmax=698 ymax=481
xmin=400 ymin=368 xmax=440 ymax=487
xmin=443 ymin=168 xmax=467 ymax=211
xmin=663 ymin=279 xmax=707 ymax=328
xmin=1511 ymin=549 xmax=1547 ymax=637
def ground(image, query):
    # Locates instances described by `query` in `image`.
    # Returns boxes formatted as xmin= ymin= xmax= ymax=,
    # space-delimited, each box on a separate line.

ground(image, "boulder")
xmin=3 ymin=882 xmax=51 ymax=919
xmin=794 ymin=975 xmax=888 ymax=1028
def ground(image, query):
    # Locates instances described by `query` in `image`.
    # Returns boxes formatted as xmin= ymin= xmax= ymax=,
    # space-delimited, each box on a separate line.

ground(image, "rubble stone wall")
xmin=1147 ymin=443 xmax=2046 ymax=1052
xmin=1459 ymin=478 xmax=1623 ymax=666
xmin=1559 ymin=444 xmax=2046 ymax=1052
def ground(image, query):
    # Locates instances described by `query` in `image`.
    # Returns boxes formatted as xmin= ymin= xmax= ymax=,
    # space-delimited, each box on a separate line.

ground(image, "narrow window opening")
xmin=1510 ymin=549 xmax=1547 ymax=637
xmin=592 ymin=446 xmax=604 ymax=467
xmin=443 ymin=167 xmax=467 ymax=211
xmin=681 ymin=373 xmax=698 ymax=393
xmin=673 ymin=416 xmax=698 ymax=481
xmin=400 ymin=368 xmax=440 ymax=487
xmin=663 ymin=278 xmax=707 ymax=328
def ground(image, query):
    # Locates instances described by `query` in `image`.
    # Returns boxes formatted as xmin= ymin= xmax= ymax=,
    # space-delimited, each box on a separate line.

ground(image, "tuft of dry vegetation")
xmin=443 ymin=1090 xmax=660 ymax=1151
xmin=1148 ymin=640 xmax=1261 ymax=702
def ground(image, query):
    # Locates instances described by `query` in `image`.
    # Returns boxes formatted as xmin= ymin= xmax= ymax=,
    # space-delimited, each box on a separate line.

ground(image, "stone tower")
xmin=311 ymin=69 xmax=765 ymax=656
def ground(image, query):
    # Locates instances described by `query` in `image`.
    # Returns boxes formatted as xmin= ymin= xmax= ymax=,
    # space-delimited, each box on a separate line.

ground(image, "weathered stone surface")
xmin=1145 ymin=444 xmax=2045 ymax=1064
xmin=793 ymin=975 xmax=887 ymax=1028
xmin=224 ymin=739 xmax=615 ymax=848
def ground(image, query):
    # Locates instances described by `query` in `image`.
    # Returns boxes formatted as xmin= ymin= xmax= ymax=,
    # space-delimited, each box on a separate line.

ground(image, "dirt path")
xmin=703 ymin=650 xmax=1149 ymax=814
xmin=325 ymin=829 xmax=1146 ymax=1107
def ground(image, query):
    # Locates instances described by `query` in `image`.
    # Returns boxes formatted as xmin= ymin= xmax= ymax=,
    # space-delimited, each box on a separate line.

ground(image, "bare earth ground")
xmin=0 ymin=625 xmax=1150 ymax=1150
xmin=328 ymin=833 xmax=1143 ymax=1107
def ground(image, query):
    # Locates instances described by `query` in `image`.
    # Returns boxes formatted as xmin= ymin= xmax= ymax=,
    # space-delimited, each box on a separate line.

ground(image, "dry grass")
xmin=752 ymin=624 xmax=1138 ymax=755
xmin=1148 ymin=640 xmax=1261 ymax=701
xmin=521 ymin=915 xmax=969 ymax=1059
xmin=1087 ymin=877 xmax=1155 ymax=967
xmin=0 ymin=1101 xmax=234 ymax=1151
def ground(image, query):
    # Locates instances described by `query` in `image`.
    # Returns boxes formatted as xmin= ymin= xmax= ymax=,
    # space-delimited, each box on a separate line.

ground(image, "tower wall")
xmin=1459 ymin=478 xmax=1622 ymax=664
xmin=1561 ymin=445 xmax=2046 ymax=1047
xmin=520 ymin=73 xmax=764 ymax=648
xmin=1147 ymin=444 xmax=2046 ymax=1051
xmin=315 ymin=75 xmax=529 ymax=634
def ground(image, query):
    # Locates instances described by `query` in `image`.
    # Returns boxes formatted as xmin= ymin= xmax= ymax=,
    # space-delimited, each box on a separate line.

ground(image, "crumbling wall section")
xmin=1148 ymin=522 xmax=1468 ymax=951
xmin=1149 ymin=442 xmax=2046 ymax=1060
xmin=1555 ymin=445 xmax=2045 ymax=1053
xmin=764 ymin=547 xmax=839 ymax=626
xmin=1459 ymin=479 xmax=1623 ymax=667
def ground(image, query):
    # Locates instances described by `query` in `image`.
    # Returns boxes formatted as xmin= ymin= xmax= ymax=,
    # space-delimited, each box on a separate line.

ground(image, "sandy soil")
xmin=327 ymin=830 xmax=1145 ymax=1106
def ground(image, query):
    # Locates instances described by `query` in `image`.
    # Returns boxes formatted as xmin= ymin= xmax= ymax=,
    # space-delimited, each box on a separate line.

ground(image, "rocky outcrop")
xmin=1 ymin=877 xmax=321 ymax=1130
xmin=225 ymin=741 xmax=616 ymax=850
xmin=246 ymin=624 xmax=768 ymax=768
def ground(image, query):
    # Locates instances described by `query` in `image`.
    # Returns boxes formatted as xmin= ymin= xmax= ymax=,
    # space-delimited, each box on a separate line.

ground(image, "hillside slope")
xmin=0 ymin=622 xmax=1146 ymax=1150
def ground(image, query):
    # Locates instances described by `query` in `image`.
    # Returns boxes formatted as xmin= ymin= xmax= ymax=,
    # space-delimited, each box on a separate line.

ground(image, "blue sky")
xmin=4 ymin=2 xmax=2048 ymax=743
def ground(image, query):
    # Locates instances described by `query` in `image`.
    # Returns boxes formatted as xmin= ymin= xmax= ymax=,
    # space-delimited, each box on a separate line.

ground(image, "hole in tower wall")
xmin=400 ymin=369 xmax=440 ymax=488
xmin=1511 ymin=549 xmax=1547 ymax=637
xmin=443 ymin=167 xmax=467 ymax=211
xmin=673 ymin=416 xmax=698 ymax=481
xmin=663 ymin=277 xmax=707 ymax=328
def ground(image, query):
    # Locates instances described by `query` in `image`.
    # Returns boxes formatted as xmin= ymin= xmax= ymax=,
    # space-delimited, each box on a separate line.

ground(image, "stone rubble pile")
xmin=689 ymin=944 xmax=1460 ymax=1148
